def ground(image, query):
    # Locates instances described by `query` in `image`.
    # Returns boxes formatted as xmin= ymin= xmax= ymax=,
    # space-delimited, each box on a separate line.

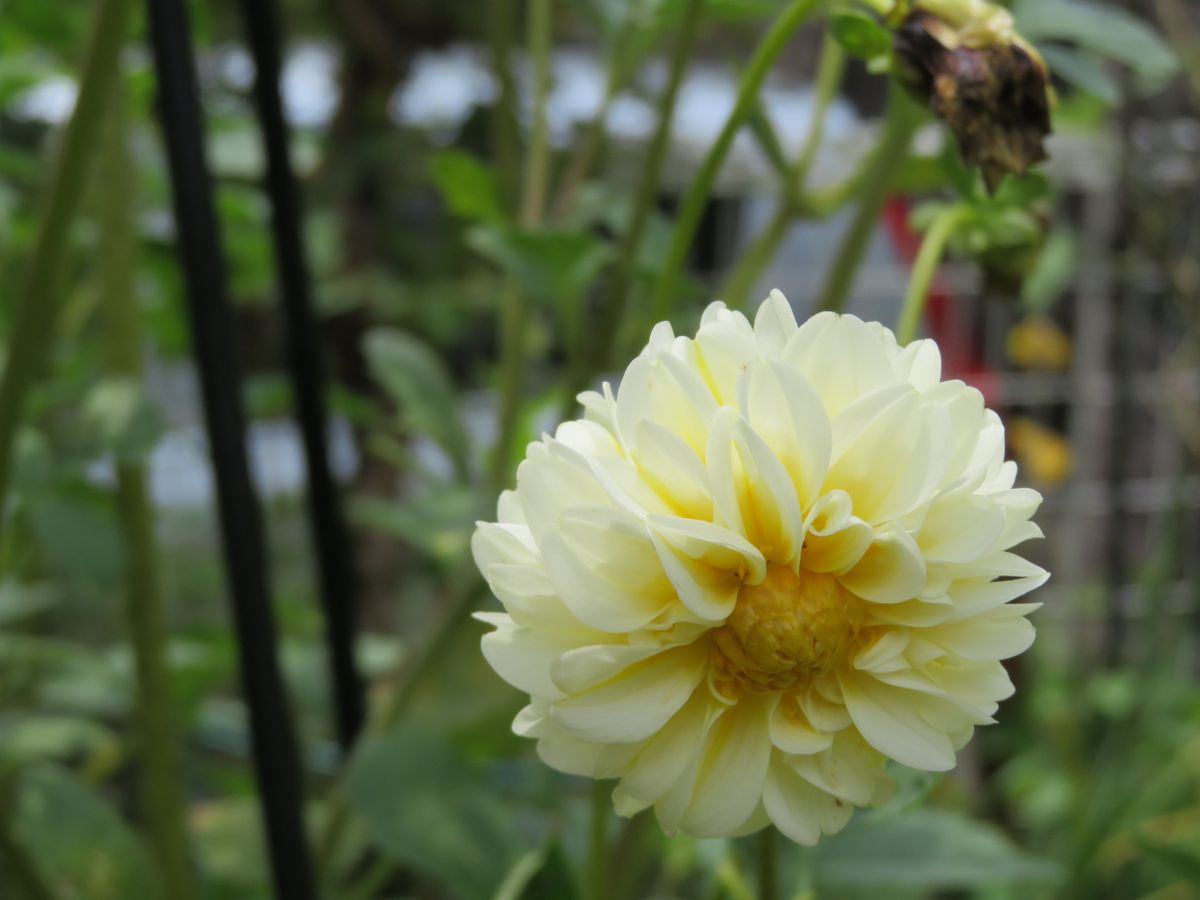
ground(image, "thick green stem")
xmin=486 ymin=0 xmax=520 ymax=207
xmin=584 ymin=781 xmax=610 ymax=900
xmin=646 ymin=0 xmax=826 ymax=328
xmin=0 ymin=0 xmax=135 ymax=530
xmin=896 ymin=205 xmax=968 ymax=344
xmin=758 ymin=827 xmax=779 ymax=900
xmin=587 ymin=0 xmax=704 ymax=378
xmin=99 ymin=85 xmax=195 ymax=900
xmin=719 ymin=203 xmax=793 ymax=310
xmin=790 ymin=33 xmax=847 ymax=200
xmin=817 ymin=85 xmax=920 ymax=313
xmin=491 ymin=0 xmax=553 ymax=488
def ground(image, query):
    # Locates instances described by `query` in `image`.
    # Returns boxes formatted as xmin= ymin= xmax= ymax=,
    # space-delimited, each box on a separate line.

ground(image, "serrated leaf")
xmin=363 ymin=329 xmax=470 ymax=479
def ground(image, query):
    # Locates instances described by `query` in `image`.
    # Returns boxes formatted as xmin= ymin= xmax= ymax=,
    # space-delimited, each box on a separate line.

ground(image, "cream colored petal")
xmin=840 ymin=524 xmax=927 ymax=604
xmin=854 ymin=628 xmax=911 ymax=672
xmin=800 ymin=680 xmax=852 ymax=732
xmin=536 ymin=731 xmax=641 ymax=779
xmin=788 ymin=731 xmax=880 ymax=806
xmin=919 ymin=495 xmax=1007 ymax=564
xmin=648 ymin=515 xmax=766 ymax=621
xmin=616 ymin=352 xmax=717 ymax=458
xmin=763 ymin=755 xmax=823 ymax=845
xmin=868 ymin=598 xmax=958 ymax=628
xmin=695 ymin=314 xmax=761 ymax=407
xmin=630 ymin=418 xmax=713 ymax=520
xmin=752 ymin=289 xmax=798 ymax=356
xmin=480 ymin=617 xmax=578 ymax=700
xmin=839 ymin=671 xmax=956 ymax=771
xmin=551 ymin=642 xmax=708 ymax=744
xmin=541 ymin=509 xmax=674 ymax=632
xmin=769 ymin=695 xmax=833 ymax=755
xmin=471 ymin=521 xmax=538 ymax=570
xmin=550 ymin=643 xmax=666 ymax=694
xmin=617 ymin=688 xmax=718 ymax=806
xmin=895 ymin=338 xmax=943 ymax=391
xmin=801 ymin=490 xmax=873 ymax=573
xmin=825 ymin=386 xmax=943 ymax=524
xmin=483 ymin=562 xmax=582 ymax=629
xmin=925 ymin=604 xmax=1038 ymax=661
xmin=783 ymin=313 xmax=897 ymax=416
xmin=707 ymin=407 xmax=805 ymax=566
xmin=743 ymin=361 xmax=831 ymax=508
xmin=678 ymin=694 xmax=774 ymax=837
xmin=516 ymin=442 xmax=610 ymax=543
xmin=497 ymin=488 xmax=526 ymax=525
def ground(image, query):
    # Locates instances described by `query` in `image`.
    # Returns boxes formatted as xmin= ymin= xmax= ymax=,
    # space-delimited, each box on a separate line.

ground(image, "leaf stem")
xmin=589 ymin=0 xmax=704 ymax=377
xmin=645 ymin=0 xmax=827 ymax=329
xmin=895 ymin=204 xmax=968 ymax=344
xmin=584 ymin=780 xmax=610 ymax=900
xmin=817 ymin=84 xmax=920 ymax=313
xmin=0 ymin=0 xmax=135 ymax=529
xmin=486 ymin=0 xmax=519 ymax=207
xmin=758 ymin=827 xmax=779 ymax=900
xmin=100 ymin=82 xmax=195 ymax=900
xmin=491 ymin=0 xmax=553 ymax=488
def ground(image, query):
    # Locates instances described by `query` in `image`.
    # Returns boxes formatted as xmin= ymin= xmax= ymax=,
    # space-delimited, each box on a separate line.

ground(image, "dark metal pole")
xmin=235 ymin=0 xmax=365 ymax=747
xmin=144 ymin=1 xmax=317 ymax=897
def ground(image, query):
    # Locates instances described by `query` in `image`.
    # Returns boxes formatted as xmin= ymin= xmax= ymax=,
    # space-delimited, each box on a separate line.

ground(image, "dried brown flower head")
xmin=893 ymin=2 xmax=1052 ymax=192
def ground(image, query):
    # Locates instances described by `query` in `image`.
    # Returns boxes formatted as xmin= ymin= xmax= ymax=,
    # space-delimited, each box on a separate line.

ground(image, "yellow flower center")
xmin=711 ymin=565 xmax=868 ymax=693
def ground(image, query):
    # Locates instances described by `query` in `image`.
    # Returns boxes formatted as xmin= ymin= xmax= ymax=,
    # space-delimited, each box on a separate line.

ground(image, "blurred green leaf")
xmin=815 ymin=809 xmax=1063 ymax=890
xmin=342 ymin=719 xmax=526 ymax=900
xmin=1014 ymin=0 xmax=1177 ymax=90
xmin=0 ymin=712 xmax=118 ymax=773
xmin=493 ymin=842 xmax=577 ymax=900
xmin=0 ymin=579 xmax=55 ymax=624
xmin=830 ymin=10 xmax=891 ymax=61
xmin=431 ymin=151 xmax=507 ymax=224
xmin=1039 ymin=44 xmax=1122 ymax=105
xmin=363 ymin=328 xmax=470 ymax=479
xmin=1134 ymin=830 xmax=1200 ymax=884
xmin=11 ymin=763 xmax=165 ymax=900
xmin=83 ymin=377 xmax=162 ymax=462
xmin=1022 ymin=226 xmax=1078 ymax=312
xmin=467 ymin=225 xmax=612 ymax=308
xmin=350 ymin=487 xmax=484 ymax=563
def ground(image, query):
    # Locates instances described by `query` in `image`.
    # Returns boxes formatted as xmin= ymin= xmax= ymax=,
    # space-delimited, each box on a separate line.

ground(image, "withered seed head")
xmin=893 ymin=6 xmax=1052 ymax=192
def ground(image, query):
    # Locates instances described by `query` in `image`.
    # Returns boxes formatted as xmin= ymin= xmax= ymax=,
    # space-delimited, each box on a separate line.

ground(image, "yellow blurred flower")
xmin=1008 ymin=416 xmax=1073 ymax=487
xmin=1006 ymin=315 xmax=1073 ymax=371
xmin=473 ymin=292 xmax=1047 ymax=843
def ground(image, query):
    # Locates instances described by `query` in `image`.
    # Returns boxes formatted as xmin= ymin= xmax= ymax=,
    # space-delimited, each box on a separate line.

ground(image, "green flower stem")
xmin=0 ymin=0 xmax=135 ymax=529
xmin=817 ymin=84 xmax=920 ymax=313
xmin=719 ymin=32 xmax=847 ymax=310
xmin=585 ymin=780 xmax=610 ymax=900
xmin=590 ymin=0 xmax=704 ymax=368
xmin=758 ymin=827 xmax=779 ymax=900
xmin=486 ymin=0 xmax=519 ymax=206
xmin=646 ymin=0 xmax=826 ymax=329
xmin=100 ymin=84 xmax=195 ymax=900
xmin=491 ymin=0 xmax=553 ymax=489
xmin=895 ymin=204 xmax=969 ymax=344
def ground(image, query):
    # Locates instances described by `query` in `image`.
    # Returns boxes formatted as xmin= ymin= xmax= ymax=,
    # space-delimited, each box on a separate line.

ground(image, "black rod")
xmin=144 ymin=1 xmax=317 ymax=897
xmin=235 ymin=0 xmax=365 ymax=746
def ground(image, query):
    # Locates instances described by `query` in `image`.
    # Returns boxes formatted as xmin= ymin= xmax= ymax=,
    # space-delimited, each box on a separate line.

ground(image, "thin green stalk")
xmin=817 ymin=84 xmax=920 ymax=313
xmin=758 ymin=827 xmax=779 ymax=900
xmin=718 ymin=31 xmax=846 ymax=310
xmin=895 ymin=204 xmax=969 ymax=344
xmin=589 ymin=0 xmax=704 ymax=375
xmin=99 ymin=85 xmax=195 ymax=900
xmin=0 ymin=0 xmax=135 ymax=530
xmin=486 ymin=0 xmax=520 ymax=207
xmin=491 ymin=0 xmax=553 ymax=489
xmin=645 ymin=0 xmax=826 ymax=329
xmin=719 ymin=203 xmax=793 ymax=309
xmin=584 ymin=781 xmax=610 ymax=900
xmin=789 ymin=32 xmax=846 ymax=200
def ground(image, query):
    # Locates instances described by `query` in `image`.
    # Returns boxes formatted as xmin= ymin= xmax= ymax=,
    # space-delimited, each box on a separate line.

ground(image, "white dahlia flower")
xmin=473 ymin=291 xmax=1046 ymax=843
